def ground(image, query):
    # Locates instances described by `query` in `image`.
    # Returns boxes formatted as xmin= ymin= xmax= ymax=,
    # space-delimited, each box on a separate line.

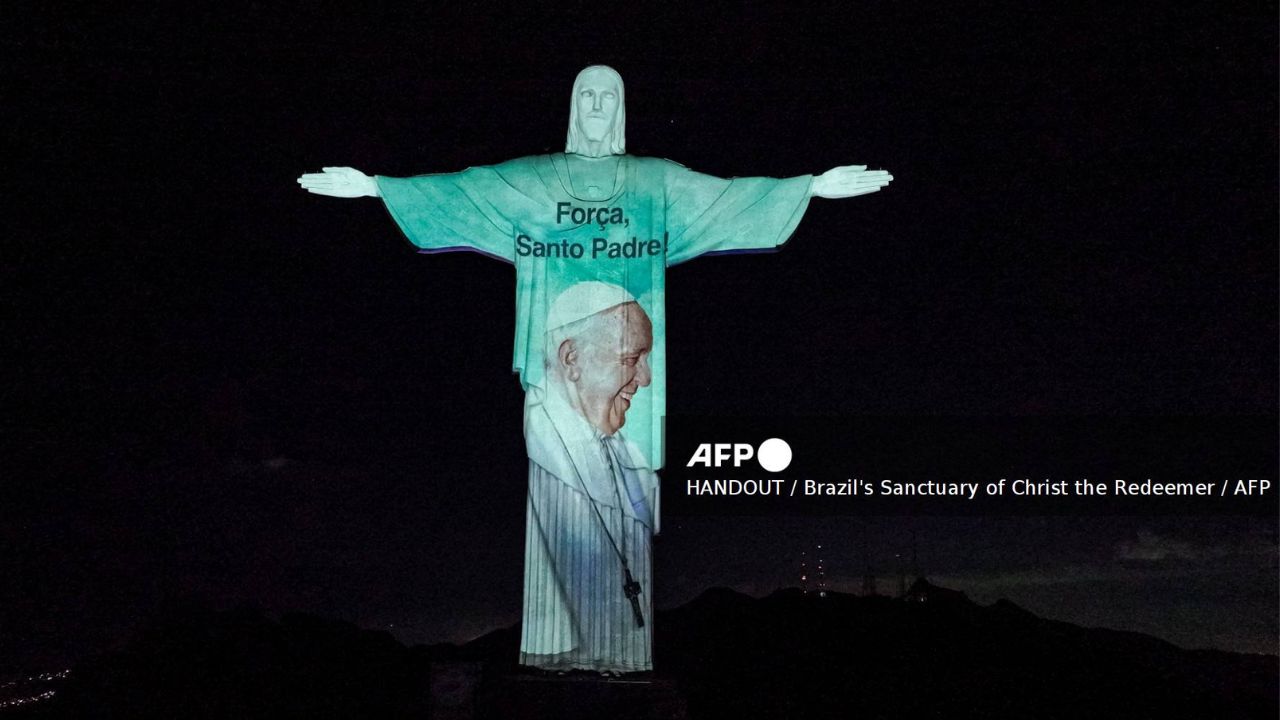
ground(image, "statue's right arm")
xmin=296 ymin=167 xmax=381 ymax=198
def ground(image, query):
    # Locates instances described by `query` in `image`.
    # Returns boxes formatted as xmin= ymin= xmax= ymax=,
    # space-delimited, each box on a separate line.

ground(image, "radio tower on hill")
xmin=861 ymin=525 xmax=877 ymax=596
xmin=799 ymin=544 xmax=827 ymax=597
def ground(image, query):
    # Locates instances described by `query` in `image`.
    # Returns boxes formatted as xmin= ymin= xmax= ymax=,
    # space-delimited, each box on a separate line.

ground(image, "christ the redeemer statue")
xmin=298 ymin=65 xmax=892 ymax=674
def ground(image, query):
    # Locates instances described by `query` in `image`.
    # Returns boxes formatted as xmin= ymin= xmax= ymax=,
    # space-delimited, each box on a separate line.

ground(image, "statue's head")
xmin=546 ymin=282 xmax=652 ymax=436
xmin=565 ymin=65 xmax=626 ymax=158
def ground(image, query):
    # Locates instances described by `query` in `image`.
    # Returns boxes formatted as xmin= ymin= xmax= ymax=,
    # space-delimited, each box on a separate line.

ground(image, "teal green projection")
xmin=375 ymin=152 xmax=813 ymax=469
xmin=297 ymin=64 xmax=892 ymax=675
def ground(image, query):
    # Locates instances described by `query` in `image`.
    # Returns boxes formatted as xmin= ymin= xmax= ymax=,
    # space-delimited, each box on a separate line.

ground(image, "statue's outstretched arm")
xmin=297 ymin=167 xmax=381 ymax=198
xmin=811 ymin=165 xmax=893 ymax=199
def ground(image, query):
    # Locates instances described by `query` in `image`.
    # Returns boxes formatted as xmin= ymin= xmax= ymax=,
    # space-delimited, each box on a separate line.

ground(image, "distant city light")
xmin=0 ymin=689 xmax=57 ymax=709
xmin=0 ymin=669 xmax=69 ymax=710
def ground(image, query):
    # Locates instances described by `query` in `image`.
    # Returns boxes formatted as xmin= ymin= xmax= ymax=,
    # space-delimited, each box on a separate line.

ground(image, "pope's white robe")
xmin=520 ymin=385 xmax=659 ymax=673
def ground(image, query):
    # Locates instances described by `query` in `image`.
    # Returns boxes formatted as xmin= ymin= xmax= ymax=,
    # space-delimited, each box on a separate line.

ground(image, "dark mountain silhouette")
xmin=13 ymin=582 xmax=1277 ymax=719
xmin=10 ymin=603 xmax=433 ymax=719
xmin=654 ymin=581 xmax=1277 ymax=719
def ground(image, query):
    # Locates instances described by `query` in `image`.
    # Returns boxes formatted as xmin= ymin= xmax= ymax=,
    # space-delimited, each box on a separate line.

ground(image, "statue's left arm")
xmin=811 ymin=165 xmax=893 ymax=199
xmin=662 ymin=161 xmax=892 ymax=266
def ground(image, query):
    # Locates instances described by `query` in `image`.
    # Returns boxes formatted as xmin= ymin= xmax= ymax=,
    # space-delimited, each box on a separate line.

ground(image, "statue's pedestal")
xmin=474 ymin=673 xmax=689 ymax=720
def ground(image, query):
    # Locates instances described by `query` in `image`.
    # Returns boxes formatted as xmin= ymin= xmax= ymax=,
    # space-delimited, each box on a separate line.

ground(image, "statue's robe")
xmin=376 ymin=153 xmax=812 ymax=672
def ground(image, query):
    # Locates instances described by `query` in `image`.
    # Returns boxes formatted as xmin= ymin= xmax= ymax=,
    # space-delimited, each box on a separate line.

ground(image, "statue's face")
xmin=572 ymin=303 xmax=652 ymax=436
xmin=574 ymin=67 xmax=621 ymax=144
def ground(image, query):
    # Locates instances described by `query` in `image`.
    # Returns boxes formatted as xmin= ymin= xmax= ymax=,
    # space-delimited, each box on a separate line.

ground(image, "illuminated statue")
xmin=298 ymin=65 xmax=892 ymax=674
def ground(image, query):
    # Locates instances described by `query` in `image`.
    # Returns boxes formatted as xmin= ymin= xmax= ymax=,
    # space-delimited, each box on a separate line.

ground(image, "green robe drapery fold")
xmin=377 ymin=153 xmax=812 ymax=471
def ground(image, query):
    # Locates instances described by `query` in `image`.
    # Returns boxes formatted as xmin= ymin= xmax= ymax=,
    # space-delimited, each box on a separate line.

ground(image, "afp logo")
xmin=685 ymin=438 xmax=793 ymax=473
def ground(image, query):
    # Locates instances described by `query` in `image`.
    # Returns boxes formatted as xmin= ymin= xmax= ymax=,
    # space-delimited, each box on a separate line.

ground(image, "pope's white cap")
xmin=546 ymin=281 xmax=638 ymax=331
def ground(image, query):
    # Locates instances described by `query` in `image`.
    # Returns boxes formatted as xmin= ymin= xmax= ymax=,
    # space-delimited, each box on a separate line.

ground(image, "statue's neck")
xmin=563 ymin=153 xmax=622 ymax=201
xmin=577 ymin=139 xmax=609 ymax=158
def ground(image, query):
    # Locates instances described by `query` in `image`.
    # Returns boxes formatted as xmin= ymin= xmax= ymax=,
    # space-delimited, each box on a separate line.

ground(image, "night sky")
xmin=5 ymin=1 xmax=1277 ymax=672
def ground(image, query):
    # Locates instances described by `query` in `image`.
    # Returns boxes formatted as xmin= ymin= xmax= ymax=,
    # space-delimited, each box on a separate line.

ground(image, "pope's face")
xmin=574 ymin=303 xmax=652 ymax=436
xmin=575 ymin=68 xmax=620 ymax=143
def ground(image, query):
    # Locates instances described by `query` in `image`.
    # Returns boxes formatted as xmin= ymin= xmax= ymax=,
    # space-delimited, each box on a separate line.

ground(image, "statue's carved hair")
xmin=565 ymin=65 xmax=626 ymax=157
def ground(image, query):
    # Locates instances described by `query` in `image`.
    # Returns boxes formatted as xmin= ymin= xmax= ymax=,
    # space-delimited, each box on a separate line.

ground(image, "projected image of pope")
xmin=544 ymin=284 xmax=653 ymax=440
xmin=521 ymin=282 xmax=658 ymax=673
xmin=298 ymin=64 xmax=893 ymax=674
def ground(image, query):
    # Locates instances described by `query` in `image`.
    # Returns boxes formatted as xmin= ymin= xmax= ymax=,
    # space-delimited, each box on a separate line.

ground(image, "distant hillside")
xmin=14 ymin=581 xmax=1277 ymax=719
xmin=651 ymin=581 xmax=1277 ymax=719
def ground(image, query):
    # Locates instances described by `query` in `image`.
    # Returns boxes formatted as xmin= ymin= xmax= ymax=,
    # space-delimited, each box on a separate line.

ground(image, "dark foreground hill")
xmin=11 ymin=581 xmax=1277 ymax=719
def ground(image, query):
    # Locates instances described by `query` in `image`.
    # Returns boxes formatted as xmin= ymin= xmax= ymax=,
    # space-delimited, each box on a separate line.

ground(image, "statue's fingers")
xmin=827 ymin=165 xmax=866 ymax=177
xmin=842 ymin=176 xmax=883 ymax=189
xmin=841 ymin=173 xmax=886 ymax=185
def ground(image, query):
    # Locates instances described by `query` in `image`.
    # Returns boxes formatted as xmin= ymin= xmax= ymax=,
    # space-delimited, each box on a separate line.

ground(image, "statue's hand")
xmin=811 ymin=165 xmax=893 ymax=199
xmin=296 ymin=167 xmax=380 ymax=198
